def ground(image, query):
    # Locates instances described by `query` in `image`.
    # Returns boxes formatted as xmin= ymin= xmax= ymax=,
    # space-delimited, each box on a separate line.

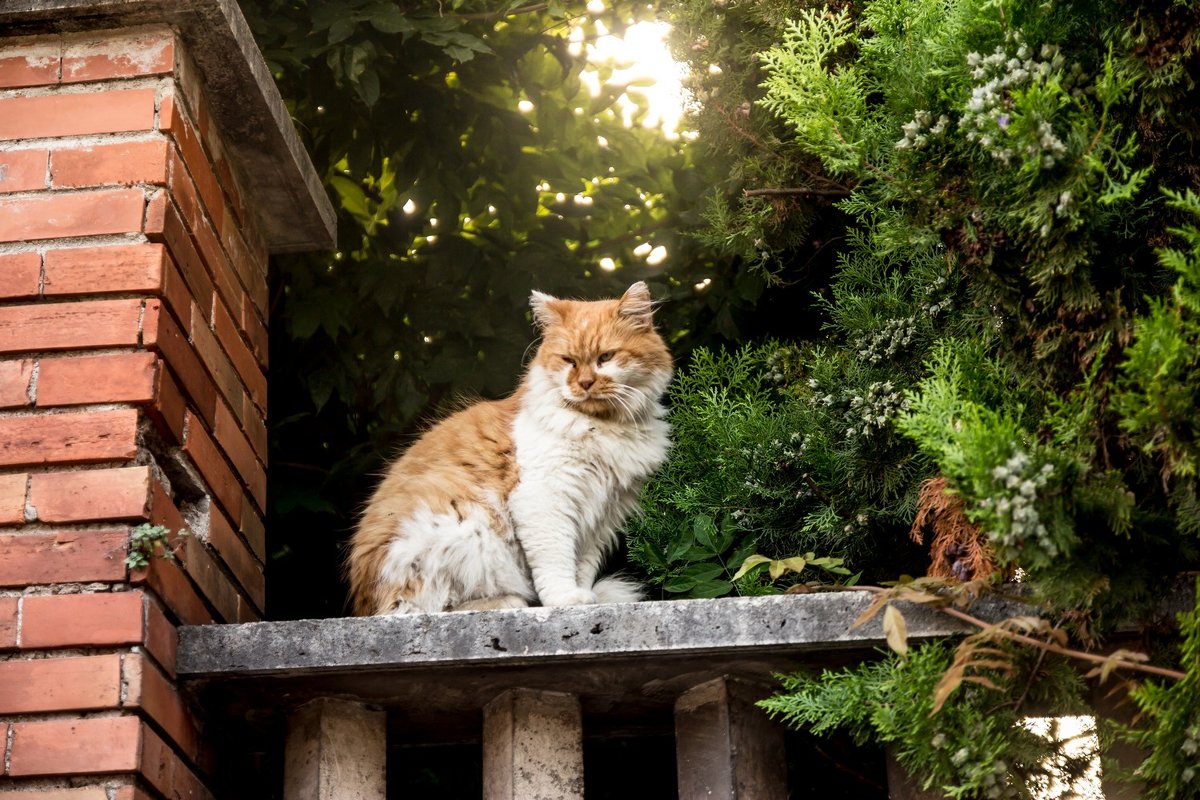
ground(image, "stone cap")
xmin=0 ymin=0 xmax=336 ymax=253
xmin=176 ymin=591 xmax=1029 ymax=742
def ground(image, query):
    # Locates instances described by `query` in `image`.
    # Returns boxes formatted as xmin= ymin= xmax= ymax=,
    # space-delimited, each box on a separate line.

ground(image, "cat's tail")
xmin=592 ymin=574 xmax=645 ymax=604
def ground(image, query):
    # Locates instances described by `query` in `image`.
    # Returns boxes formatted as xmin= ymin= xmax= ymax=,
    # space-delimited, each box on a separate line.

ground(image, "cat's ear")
xmin=530 ymin=290 xmax=564 ymax=329
xmin=617 ymin=281 xmax=654 ymax=329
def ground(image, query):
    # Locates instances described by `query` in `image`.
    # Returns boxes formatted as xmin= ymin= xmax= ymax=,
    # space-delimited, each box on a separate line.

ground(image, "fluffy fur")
xmin=347 ymin=282 xmax=673 ymax=615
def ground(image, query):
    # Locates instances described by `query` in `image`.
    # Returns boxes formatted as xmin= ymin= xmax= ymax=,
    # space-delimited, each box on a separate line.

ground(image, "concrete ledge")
xmin=179 ymin=592 xmax=1023 ymax=678
xmin=0 ymin=0 xmax=336 ymax=253
xmin=177 ymin=592 xmax=1027 ymax=741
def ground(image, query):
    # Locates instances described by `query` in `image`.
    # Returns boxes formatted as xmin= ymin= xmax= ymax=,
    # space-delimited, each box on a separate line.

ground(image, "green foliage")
xmin=624 ymin=343 xmax=927 ymax=594
xmin=1118 ymin=578 xmax=1200 ymax=798
xmin=236 ymin=0 xmax=741 ymax=614
xmin=667 ymin=0 xmax=1200 ymax=794
xmin=125 ymin=524 xmax=187 ymax=570
xmin=1115 ymin=189 xmax=1200 ymax=506
xmin=757 ymin=9 xmax=867 ymax=175
xmin=760 ymin=640 xmax=1096 ymax=799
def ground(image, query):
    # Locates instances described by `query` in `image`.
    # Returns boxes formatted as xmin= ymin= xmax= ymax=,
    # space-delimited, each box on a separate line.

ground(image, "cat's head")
xmin=528 ymin=281 xmax=673 ymax=419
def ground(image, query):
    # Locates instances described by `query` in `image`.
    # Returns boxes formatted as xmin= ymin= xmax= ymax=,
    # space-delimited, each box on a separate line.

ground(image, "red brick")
xmin=0 ymin=358 xmax=33 ymax=407
xmin=52 ymin=138 xmax=168 ymax=189
xmin=0 ymin=408 xmax=138 ymax=468
xmin=214 ymin=298 xmax=267 ymax=412
xmin=0 ymin=251 xmax=41 ymax=299
xmin=0 ymin=595 xmax=16 ymax=648
xmin=5 ymin=789 xmax=110 ymax=800
xmin=0 ymin=88 xmax=156 ymax=140
xmin=209 ymin=506 xmax=264 ymax=611
xmin=0 ymin=298 xmax=142 ymax=354
xmin=0 ymin=529 xmax=127 ymax=586
xmin=168 ymin=146 xmax=206 ymax=234
xmin=182 ymin=412 xmax=241 ymax=519
xmin=37 ymin=352 xmax=157 ymax=407
xmin=61 ymin=30 xmax=175 ymax=83
xmin=148 ymin=477 xmax=188 ymax=540
xmin=183 ymin=536 xmax=240 ymax=623
xmin=0 ymin=472 xmax=26 ymax=524
xmin=29 ymin=466 xmax=152 ymax=522
xmin=0 ymin=148 xmax=48 ymax=192
xmin=147 ymin=365 xmax=185 ymax=447
xmin=145 ymin=193 xmax=215 ymax=318
xmin=143 ymin=302 xmax=217 ymax=427
xmin=21 ymin=590 xmax=144 ymax=649
xmin=240 ymin=500 xmax=266 ymax=561
xmin=43 ymin=244 xmax=164 ymax=299
xmin=0 ymin=187 xmax=145 ymax=243
xmin=132 ymin=553 xmax=213 ymax=627
xmin=241 ymin=295 xmax=268 ymax=368
xmin=191 ymin=209 xmax=243 ymax=317
xmin=124 ymin=653 xmax=202 ymax=762
xmin=9 ymin=716 xmax=141 ymax=776
xmin=161 ymin=253 xmax=192 ymax=326
xmin=0 ymin=43 xmax=60 ymax=88
xmin=242 ymin=395 xmax=267 ymax=462
xmin=215 ymin=400 xmax=265 ymax=511
xmin=144 ymin=595 xmax=178 ymax=676
xmin=0 ymin=653 xmax=121 ymax=713
xmin=140 ymin=722 xmax=215 ymax=800
xmin=169 ymin=119 xmax=225 ymax=241
xmin=191 ymin=302 xmax=245 ymax=417
xmin=222 ymin=223 xmax=261 ymax=303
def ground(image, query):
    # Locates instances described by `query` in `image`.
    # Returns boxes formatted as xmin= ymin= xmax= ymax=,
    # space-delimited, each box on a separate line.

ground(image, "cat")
xmin=347 ymin=281 xmax=673 ymax=615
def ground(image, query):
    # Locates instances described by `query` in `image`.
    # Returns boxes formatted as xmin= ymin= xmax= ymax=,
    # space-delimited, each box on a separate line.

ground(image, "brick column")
xmin=0 ymin=2 xmax=332 ymax=797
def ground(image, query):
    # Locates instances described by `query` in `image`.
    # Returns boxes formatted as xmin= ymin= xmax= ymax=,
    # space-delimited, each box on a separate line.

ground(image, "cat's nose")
xmin=578 ymin=377 xmax=595 ymax=390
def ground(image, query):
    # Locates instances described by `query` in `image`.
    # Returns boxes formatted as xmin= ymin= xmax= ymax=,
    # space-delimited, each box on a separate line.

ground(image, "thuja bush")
xmin=628 ymin=0 xmax=1200 ymax=795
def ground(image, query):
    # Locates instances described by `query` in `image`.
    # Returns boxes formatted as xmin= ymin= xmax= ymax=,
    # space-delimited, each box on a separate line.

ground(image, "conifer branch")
xmin=743 ymin=186 xmax=851 ymax=198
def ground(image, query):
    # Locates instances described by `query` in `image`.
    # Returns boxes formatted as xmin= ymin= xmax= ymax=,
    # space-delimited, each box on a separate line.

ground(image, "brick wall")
xmin=0 ymin=25 xmax=273 ymax=799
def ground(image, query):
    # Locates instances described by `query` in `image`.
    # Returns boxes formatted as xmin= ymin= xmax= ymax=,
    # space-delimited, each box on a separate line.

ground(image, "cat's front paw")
xmin=540 ymin=587 xmax=598 ymax=606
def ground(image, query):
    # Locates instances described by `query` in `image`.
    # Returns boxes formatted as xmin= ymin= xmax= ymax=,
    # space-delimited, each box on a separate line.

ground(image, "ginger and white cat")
xmin=347 ymin=282 xmax=672 ymax=615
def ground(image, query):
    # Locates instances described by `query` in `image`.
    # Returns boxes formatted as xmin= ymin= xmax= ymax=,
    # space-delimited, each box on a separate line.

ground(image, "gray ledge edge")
xmin=176 ymin=592 xmax=1031 ymax=679
xmin=0 ymin=0 xmax=336 ymax=253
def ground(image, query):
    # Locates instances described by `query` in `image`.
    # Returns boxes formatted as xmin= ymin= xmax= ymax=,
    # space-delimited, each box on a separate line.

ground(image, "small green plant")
xmin=732 ymin=551 xmax=855 ymax=586
xmin=637 ymin=514 xmax=757 ymax=598
xmin=125 ymin=524 xmax=188 ymax=570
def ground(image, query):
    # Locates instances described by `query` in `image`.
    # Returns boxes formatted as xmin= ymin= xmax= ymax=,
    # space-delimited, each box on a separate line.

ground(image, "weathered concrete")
xmin=0 ymin=0 xmax=336 ymax=252
xmin=285 ymin=698 xmax=386 ymax=800
xmin=177 ymin=592 xmax=1028 ymax=743
xmin=674 ymin=677 xmax=786 ymax=800
xmin=179 ymin=592 xmax=1023 ymax=676
xmin=483 ymin=689 xmax=584 ymax=800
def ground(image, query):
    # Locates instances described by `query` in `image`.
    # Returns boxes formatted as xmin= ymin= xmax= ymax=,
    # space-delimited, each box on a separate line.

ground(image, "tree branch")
xmin=744 ymin=186 xmax=851 ymax=198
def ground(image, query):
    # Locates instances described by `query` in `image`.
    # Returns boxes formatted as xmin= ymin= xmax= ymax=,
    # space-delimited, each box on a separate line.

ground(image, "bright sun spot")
xmin=572 ymin=15 xmax=688 ymax=138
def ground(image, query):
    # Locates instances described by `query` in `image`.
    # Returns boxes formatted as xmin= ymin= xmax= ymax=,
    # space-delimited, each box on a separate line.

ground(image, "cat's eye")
xmin=561 ymin=356 xmax=577 ymax=366
xmin=597 ymin=351 xmax=616 ymax=365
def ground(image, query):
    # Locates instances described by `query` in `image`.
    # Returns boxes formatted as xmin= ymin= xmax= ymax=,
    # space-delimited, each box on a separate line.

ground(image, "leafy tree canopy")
xmin=237 ymin=0 xmax=782 ymax=615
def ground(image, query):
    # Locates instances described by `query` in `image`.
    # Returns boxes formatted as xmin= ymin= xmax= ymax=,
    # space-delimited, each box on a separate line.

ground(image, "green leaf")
xmin=328 ymin=18 xmax=355 ymax=44
xmin=732 ymin=554 xmax=771 ymax=581
xmin=368 ymin=4 xmax=412 ymax=34
xmin=688 ymin=579 xmax=734 ymax=598
xmin=693 ymin=515 xmax=717 ymax=551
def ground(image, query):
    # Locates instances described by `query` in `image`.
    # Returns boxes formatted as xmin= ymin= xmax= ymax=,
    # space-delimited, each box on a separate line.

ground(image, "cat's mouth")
xmin=564 ymin=390 xmax=636 ymax=420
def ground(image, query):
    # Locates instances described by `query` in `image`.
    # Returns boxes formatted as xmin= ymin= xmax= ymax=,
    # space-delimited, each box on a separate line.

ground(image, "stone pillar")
xmin=483 ymin=688 xmax=585 ymax=800
xmin=0 ymin=1 xmax=332 ymax=796
xmin=285 ymin=699 xmax=387 ymax=800
xmin=674 ymin=677 xmax=787 ymax=800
